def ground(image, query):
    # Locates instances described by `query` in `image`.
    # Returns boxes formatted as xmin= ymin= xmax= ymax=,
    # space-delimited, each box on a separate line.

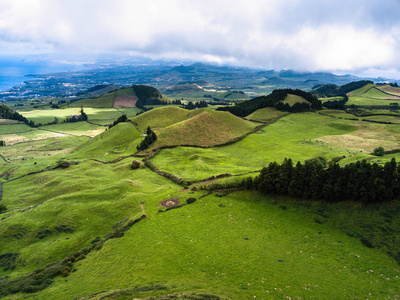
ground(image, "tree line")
xmin=312 ymin=80 xmax=373 ymax=97
xmin=322 ymin=95 xmax=349 ymax=110
xmin=180 ymin=100 xmax=208 ymax=110
xmin=137 ymin=127 xmax=157 ymax=151
xmin=240 ymin=157 xmax=400 ymax=205
xmin=216 ymin=89 xmax=322 ymax=117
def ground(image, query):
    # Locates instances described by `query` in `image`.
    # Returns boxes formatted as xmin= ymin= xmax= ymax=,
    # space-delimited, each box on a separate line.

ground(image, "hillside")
xmin=376 ymin=84 xmax=400 ymax=97
xmin=245 ymin=107 xmax=289 ymax=122
xmin=67 ymin=86 xmax=171 ymax=109
xmin=217 ymin=89 xmax=322 ymax=117
xmin=131 ymin=106 xmax=190 ymax=132
xmin=74 ymin=122 xmax=142 ymax=159
xmin=1 ymin=89 xmax=400 ymax=299
xmin=152 ymin=109 xmax=258 ymax=148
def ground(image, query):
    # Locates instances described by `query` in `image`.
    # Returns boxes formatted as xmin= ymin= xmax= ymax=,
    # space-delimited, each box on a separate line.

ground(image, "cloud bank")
xmin=0 ymin=0 xmax=399 ymax=77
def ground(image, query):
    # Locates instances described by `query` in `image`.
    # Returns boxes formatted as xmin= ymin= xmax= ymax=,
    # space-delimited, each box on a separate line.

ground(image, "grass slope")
xmin=150 ymin=112 xmax=359 ymax=181
xmin=246 ymin=107 xmax=288 ymax=122
xmin=282 ymin=94 xmax=309 ymax=106
xmin=131 ymin=107 xmax=190 ymax=132
xmin=152 ymin=109 xmax=258 ymax=148
xmin=377 ymin=84 xmax=400 ymax=97
xmin=347 ymin=83 xmax=376 ymax=96
xmin=19 ymin=191 xmax=400 ymax=299
xmin=0 ymin=159 xmax=182 ymax=281
xmin=74 ymin=122 xmax=142 ymax=160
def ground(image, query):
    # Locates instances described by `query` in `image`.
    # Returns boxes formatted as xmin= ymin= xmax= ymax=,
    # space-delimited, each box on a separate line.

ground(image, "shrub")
xmin=131 ymin=160 xmax=141 ymax=170
xmin=372 ymin=146 xmax=385 ymax=156
xmin=187 ymin=198 xmax=197 ymax=204
xmin=0 ymin=204 xmax=7 ymax=214
xmin=36 ymin=229 xmax=52 ymax=239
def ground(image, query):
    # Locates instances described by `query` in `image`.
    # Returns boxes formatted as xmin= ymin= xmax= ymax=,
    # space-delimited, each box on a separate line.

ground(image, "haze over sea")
xmin=0 ymin=56 xmax=82 ymax=92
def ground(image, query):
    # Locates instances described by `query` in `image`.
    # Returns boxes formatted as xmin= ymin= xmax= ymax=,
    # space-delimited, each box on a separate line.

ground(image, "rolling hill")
xmin=67 ymin=86 xmax=171 ymax=109
xmin=1 ymin=83 xmax=400 ymax=299
xmin=152 ymin=108 xmax=258 ymax=148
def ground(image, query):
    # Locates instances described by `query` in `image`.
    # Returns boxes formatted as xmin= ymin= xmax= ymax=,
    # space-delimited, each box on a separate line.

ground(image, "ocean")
xmin=0 ymin=56 xmax=82 ymax=92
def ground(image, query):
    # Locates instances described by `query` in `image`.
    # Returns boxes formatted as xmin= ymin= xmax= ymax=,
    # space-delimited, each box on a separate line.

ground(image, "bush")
xmin=187 ymin=198 xmax=197 ymax=204
xmin=131 ymin=160 xmax=141 ymax=170
xmin=372 ymin=146 xmax=385 ymax=156
xmin=0 ymin=204 xmax=7 ymax=214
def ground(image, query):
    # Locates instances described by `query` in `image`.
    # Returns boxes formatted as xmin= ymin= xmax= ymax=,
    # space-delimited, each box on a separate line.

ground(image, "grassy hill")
xmin=245 ymin=107 xmax=288 ymax=122
xmin=376 ymin=84 xmax=400 ymax=97
xmin=1 ymin=94 xmax=400 ymax=299
xmin=282 ymin=94 xmax=309 ymax=106
xmin=152 ymin=109 xmax=258 ymax=148
xmin=131 ymin=107 xmax=190 ymax=132
xmin=67 ymin=86 xmax=171 ymax=109
xmin=74 ymin=122 xmax=142 ymax=160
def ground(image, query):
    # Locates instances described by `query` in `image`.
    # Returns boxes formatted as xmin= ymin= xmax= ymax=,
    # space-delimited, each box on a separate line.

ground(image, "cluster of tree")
xmin=108 ymin=114 xmax=128 ymax=129
xmin=241 ymin=157 xmax=400 ymax=204
xmin=322 ymin=95 xmax=349 ymax=110
xmin=171 ymin=100 xmax=182 ymax=105
xmin=312 ymin=80 xmax=373 ymax=97
xmin=132 ymin=85 xmax=164 ymax=109
xmin=137 ymin=127 xmax=157 ymax=151
xmin=0 ymin=140 xmax=5 ymax=146
xmin=217 ymin=89 xmax=321 ymax=117
xmin=63 ymin=107 xmax=88 ymax=123
xmin=0 ymin=104 xmax=35 ymax=127
xmin=180 ymin=101 xmax=208 ymax=110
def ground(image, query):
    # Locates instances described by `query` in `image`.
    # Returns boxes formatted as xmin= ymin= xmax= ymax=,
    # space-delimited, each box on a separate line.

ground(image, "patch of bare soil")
xmin=114 ymin=96 xmax=138 ymax=108
xmin=159 ymin=198 xmax=180 ymax=207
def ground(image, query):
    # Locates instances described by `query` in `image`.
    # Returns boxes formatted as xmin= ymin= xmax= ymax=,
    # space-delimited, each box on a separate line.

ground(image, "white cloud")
xmin=0 ymin=0 xmax=399 ymax=76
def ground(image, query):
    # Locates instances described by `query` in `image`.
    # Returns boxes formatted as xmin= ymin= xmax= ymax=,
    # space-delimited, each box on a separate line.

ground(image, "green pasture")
xmin=131 ymin=106 xmax=190 ymax=132
xmin=318 ymin=110 xmax=358 ymax=120
xmin=151 ymin=109 xmax=258 ymax=149
xmin=282 ymin=94 xmax=308 ymax=106
xmin=0 ymin=135 xmax=89 ymax=180
xmin=151 ymin=112 xmax=359 ymax=181
xmin=20 ymin=107 xmax=126 ymax=124
xmin=362 ymin=87 xmax=397 ymax=99
xmin=66 ymin=93 xmax=115 ymax=108
xmin=361 ymin=115 xmax=400 ymax=124
xmin=115 ymin=87 xmax=135 ymax=97
xmin=0 ymin=123 xmax=34 ymax=135
xmin=348 ymin=83 xmax=375 ymax=96
xmin=246 ymin=107 xmax=288 ymax=122
xmin=0 ymin=159 xmax=181 ymax=280
xmin=22 ymin=191 xmax=400 ymax=299
xmin=2 ymin=100 xmax=400 ymax=299
xmin=42 ymin=122 xmax=106 ymax=136
xmin=347 ymin=96 xmax=400 ymax=107
xmin=72 ymin=122 xmax=142 ymax=161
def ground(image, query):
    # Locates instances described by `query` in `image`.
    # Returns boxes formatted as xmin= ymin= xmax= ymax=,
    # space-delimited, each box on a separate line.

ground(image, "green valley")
xmin=0 ymin=84 xmax=400 ymax=299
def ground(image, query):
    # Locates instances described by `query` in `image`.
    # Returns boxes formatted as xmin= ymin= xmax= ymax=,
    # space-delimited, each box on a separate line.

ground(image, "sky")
xmin=0 ymin=0 xmax=400 ymax=78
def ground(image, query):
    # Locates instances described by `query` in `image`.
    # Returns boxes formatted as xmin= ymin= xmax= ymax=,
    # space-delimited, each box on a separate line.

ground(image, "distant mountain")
xmin=0 ymin=61 xmax=397 ymax=100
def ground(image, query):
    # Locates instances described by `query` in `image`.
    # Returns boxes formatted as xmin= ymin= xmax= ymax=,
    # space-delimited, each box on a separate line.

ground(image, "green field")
xmin=347 ymin=96 xmax=400 ymax=107
xmin=1 ymin=95 xmax=400 ymax=299
xmin=150 ymin=112 xmax=363 ymax=181
xmin=246 ymin=107 xmax=288 ymax=122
